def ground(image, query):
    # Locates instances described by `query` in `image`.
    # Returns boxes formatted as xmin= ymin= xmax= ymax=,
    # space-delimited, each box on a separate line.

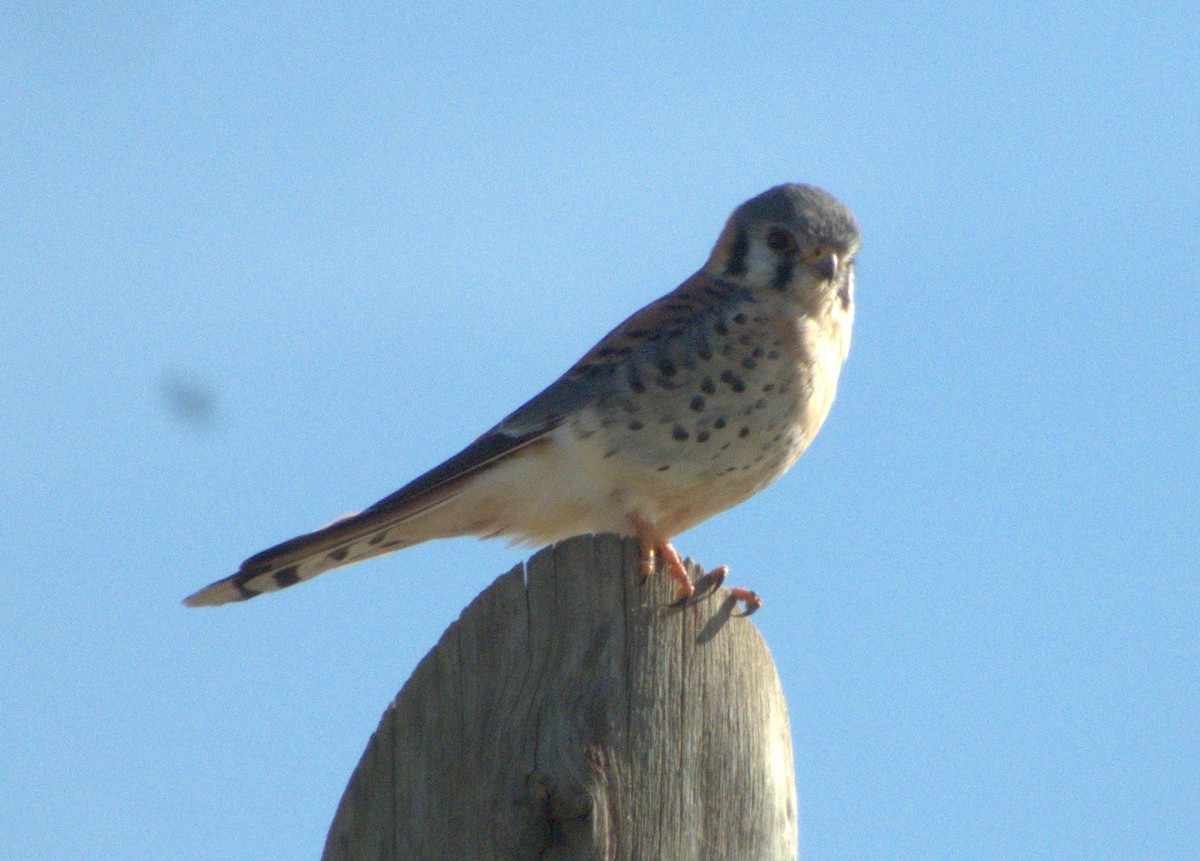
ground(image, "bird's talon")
xmin=692 ymin=565 xmax=728 ymax=599
xmin=729 ymin=587 xmax=762 ymax=616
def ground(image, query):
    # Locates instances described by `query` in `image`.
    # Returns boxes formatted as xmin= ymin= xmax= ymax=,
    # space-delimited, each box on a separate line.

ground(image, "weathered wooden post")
xmin=322 ymin=533 xmax=797 ymax=860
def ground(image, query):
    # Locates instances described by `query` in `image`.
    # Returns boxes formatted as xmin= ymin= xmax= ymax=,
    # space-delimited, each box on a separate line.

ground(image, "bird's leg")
xmin=655 ymin=540 xmax=695 ymax=602
xmin=639 ymin=544 xmax=656 ymax=581
xmin=633 ymin=521 xmax=761 ymax=614
xmin=638 ymin=538 xmax=694 ymax=601
xmin=633 ymin=519 xmax=695 ymax=601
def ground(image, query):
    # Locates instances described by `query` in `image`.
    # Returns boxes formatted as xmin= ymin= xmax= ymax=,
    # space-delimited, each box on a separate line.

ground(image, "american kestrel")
xmin=185 ymin=184 xmax=860 ymax=614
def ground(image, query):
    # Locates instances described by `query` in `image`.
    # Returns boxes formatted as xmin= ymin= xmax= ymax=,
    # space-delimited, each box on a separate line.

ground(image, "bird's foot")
xmin=727 ymin=586 xmax=762 ymax=617
xmin=655 ymin=541 xmax=695 ymax=603
xmin=689 ymin=564 xmax=728 ymax=600
xmin=670 ymin=565 xmax=761 ymax=615
xmin=638 ymin=533 xmax=760 ymax=615
xmin=639 ymin=544 xmax=656 ymax=581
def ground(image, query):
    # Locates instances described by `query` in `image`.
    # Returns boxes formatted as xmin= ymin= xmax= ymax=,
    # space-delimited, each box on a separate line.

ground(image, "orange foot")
xmin=728 ymin=586 xmax=763 ymax=617
xmin=638 ymin=537 xmax=762 ymax=616
xmin=687 ymin=565 xmax=762 ymax=616
xmin=639 ymin=539 xmax=693 ymax=601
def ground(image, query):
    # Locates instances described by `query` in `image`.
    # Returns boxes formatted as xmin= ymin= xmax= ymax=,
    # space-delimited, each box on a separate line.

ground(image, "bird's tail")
xmin=184 ymin=420 xmax=548 ymax=607
xmin=183 ymin=505 xmax=440 ymax=607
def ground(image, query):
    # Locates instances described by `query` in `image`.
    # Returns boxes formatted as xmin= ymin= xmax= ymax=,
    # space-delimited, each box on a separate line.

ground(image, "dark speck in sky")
xmin=158 ymin=371 xmax=218 ymax=430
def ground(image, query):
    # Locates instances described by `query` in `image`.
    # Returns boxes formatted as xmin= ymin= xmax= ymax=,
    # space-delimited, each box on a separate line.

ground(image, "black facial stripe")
xmin=771 ymin=257 xmax=794 ymax=292
xmin=723 ymin=228 xmax=749 ymax=277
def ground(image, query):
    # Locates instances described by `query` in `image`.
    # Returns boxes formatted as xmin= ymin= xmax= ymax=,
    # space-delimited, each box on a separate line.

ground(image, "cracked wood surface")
xmin=323 ymin=533 xmax=797 ymax=861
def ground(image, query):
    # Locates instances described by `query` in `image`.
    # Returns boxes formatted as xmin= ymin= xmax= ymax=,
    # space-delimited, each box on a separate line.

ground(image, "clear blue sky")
xmin=2 ymin=4 xmax=1197 ymax=859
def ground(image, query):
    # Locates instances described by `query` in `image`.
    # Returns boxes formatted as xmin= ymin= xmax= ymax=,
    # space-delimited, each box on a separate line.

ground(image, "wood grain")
xmin=323 ymin=533 xmax=797 ymax=860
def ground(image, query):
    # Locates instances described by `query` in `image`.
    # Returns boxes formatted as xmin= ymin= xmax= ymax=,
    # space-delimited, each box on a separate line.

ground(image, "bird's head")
xmin=706 ymin=183 xmax=860 ymax=311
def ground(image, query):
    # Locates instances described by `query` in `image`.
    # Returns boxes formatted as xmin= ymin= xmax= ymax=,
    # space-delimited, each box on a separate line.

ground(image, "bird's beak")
xmin=813 ymin=252 xmax=839 ymax=281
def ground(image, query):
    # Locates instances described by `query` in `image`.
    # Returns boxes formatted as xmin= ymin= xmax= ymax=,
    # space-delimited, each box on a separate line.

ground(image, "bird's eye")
xmin=766 ymin=229 xmax=796 ymax=253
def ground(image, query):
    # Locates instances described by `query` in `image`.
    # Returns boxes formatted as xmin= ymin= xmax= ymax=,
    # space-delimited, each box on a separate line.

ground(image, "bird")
xmin=184 ymin=183 xmax=860 ymax=614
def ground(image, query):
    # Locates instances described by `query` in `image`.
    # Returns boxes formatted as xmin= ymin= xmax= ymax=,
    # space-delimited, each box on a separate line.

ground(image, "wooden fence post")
xmin=322 ymin=533 xmax=797 ymax=860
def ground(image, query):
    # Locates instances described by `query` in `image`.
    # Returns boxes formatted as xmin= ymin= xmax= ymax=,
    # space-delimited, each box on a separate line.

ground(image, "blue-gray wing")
xmin=362 ymin=371 xmax=594 ymax=516
xmin=183 ymin=373 xmax=595 ymax=606
xmin=184 ymin=268 xmax=746 ymax=605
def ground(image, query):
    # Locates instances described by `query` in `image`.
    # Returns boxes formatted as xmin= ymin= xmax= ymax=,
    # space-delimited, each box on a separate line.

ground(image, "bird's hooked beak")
xmin=812 ymin=252 xmax=840 ymax=281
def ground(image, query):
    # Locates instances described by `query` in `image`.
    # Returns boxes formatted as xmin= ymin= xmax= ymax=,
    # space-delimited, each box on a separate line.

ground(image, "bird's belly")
xmin=581 ymin=350 xmax=837 ymax=537
xmin=446 ymin=331 xmax=844 ymax=545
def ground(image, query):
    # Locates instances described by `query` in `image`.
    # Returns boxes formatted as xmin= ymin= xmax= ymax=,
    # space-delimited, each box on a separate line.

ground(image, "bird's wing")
xmin=565 ymin=270 xmax=745 ymax=375
xmin=183 ymin=373 xmax=591 ymax=606
xmin=184 ymin=269 xmax=745 ymax=607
